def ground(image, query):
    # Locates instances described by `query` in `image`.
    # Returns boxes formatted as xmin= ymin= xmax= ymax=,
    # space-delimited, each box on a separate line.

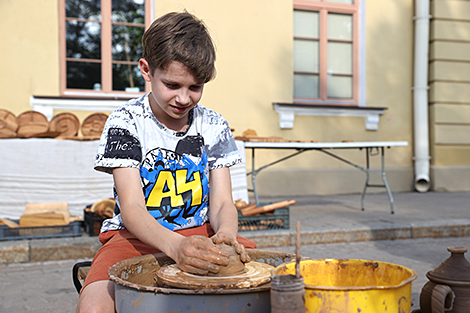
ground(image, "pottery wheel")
xmin=156 ymin=261 xmax=274 ymax=290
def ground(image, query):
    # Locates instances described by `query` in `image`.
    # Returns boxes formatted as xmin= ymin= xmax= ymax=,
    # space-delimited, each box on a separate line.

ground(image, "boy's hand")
xmin=211 ymin=232 xmax=251 ymax=263
xmin=173 ymin=235 xmax=230 ymax=275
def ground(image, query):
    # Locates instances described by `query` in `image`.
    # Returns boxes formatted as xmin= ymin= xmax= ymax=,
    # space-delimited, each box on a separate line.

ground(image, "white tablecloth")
xmin=0 ymin=139 xmax=113 ymax=219
xmin=0 ymin=139 xmax=248 ymax=219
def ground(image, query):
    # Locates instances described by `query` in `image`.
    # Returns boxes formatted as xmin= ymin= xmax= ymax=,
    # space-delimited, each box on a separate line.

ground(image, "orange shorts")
xmin=81 ymin=223 xmax=256 ymax=294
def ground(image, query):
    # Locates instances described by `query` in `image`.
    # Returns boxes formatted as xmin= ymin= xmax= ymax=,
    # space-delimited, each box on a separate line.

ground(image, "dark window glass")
xmin=112 ymin=0 xmax=145 ymax=24
xmin=112 ymin=25 xmax=144 ymax=62
xmin=66 ymin=0 xmax=101 ymax=20
xmin=66 ymin=20 xmax=101 ymax=59
xmin=112 ymin=64 xmax=145 ymax=91
xmin=67 ymin=61 xmax=102 ymax=89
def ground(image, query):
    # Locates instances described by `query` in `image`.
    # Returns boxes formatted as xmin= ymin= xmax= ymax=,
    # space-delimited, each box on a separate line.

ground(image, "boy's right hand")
xmin=172 ymin=235 xmax=230 ymax=275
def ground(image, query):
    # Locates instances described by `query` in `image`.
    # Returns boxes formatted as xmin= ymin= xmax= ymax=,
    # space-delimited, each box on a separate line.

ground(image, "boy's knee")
xmin=76 ymin=280 xmax=115 ymax=313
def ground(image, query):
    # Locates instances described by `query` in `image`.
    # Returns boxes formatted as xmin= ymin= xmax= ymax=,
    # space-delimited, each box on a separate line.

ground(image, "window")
xmin=59 ymin=0 xmax=152 ymax=96
xmin=293 ymin=0 xmax=360 ymax=106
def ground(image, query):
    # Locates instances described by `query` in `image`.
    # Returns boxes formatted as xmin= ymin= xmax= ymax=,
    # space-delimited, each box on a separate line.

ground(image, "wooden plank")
xmin=19 ymin=202 xmax=70 ymax=227
xmin=241 ymin=200 xmax=296 ymax=216
xmin=434 ymin=124 xmax=470 ymax=145
xmin=0 ymin=218 xmax=19 ymax=228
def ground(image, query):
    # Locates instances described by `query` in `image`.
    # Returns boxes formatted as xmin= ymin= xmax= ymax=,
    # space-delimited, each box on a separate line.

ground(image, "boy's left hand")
xmin=211 ymin=232 xmax=251 ymax=263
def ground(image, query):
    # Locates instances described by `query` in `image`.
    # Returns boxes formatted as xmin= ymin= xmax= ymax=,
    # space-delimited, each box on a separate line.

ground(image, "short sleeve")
xmin=94 ymin=108 xmax=143 ymax=174
xmin=208 ymin=118 xmax=242 ymax=170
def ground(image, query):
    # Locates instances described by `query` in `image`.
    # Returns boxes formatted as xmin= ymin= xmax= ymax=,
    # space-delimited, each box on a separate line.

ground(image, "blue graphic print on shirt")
xmin=140 ymin=148 xmax=209 ymax=230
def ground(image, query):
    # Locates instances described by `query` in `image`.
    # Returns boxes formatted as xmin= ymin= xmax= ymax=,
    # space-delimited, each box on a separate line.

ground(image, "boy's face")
xmin=140 ymin=60 xmax=204 ymax=131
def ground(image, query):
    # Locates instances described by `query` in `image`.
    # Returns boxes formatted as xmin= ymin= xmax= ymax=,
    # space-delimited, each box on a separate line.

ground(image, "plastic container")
xmin=238 ymin=206 xmax=289 ymax=231
xmin=83 ymin=208 xmax=105 ymax=236
xmin=0 ymin=220 xmax=82 ymax=241
xmin=274 ymin=258 xmax=417 ymax=313
xmin=270 ymin=274 xmax=305 ymax=313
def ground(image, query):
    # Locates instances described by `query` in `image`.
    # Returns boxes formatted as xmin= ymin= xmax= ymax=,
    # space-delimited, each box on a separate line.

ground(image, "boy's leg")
xmin=75 ymin=224 xmax=256 ymax=312
xmin=76 ymin=280 xmax=115 ymax=313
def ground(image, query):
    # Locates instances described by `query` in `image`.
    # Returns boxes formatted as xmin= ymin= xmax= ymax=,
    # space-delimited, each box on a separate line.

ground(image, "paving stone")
xmin=0 ymin=240 xmax=29 ymax=264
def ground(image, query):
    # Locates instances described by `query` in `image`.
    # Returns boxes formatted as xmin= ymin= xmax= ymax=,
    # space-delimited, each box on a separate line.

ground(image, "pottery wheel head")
xmin=156 ymin=261 xmax=274 ymax=290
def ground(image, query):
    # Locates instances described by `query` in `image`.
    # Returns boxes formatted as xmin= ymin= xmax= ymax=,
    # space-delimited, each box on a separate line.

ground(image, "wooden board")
xmin=16 ymin=111 xmax=49 ymax=138
xmin=234 ymin=136 xmax=286 ymax=142
xmin=235 ymin=136 xmax=319 ymax=143
xmin=50 ymin=113 xmax=80 ymax=138
xmin=81 ymin=113 xmax=108 ymax=139
xmin=0 ymin=218 xmax=19 ymax=228
xmin=0 ymin=109 xmax=18 ymax=138
xmin=19 ymin=202 xmax=70 ymax=227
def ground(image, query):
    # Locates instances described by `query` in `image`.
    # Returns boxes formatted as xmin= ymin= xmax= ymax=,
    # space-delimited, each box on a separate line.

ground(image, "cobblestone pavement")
xmin=0 ymin=258 xmax=88 ymax=313
xmin=1 ymin=236 xmax=469 ymax=312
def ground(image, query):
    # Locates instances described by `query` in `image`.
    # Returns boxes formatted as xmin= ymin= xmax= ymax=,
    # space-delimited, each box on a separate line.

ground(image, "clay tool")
xmin=295 ymin=221 xmax=301 ymax=279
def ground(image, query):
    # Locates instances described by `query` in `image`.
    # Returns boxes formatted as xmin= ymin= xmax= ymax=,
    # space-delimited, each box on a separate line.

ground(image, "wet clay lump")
xmin=207 ymin=244 xmax=246 ymax=277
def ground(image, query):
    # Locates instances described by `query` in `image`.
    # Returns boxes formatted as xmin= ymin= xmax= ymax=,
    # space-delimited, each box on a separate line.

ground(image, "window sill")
xmin=30 ymin=95 xmax=137 ymax=120
xmin=273 ymin=103 xmax=387 ymax=131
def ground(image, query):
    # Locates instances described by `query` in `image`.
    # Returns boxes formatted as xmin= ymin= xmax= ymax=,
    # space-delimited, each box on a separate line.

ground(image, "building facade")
xmin=0 ymin=0 xmax=468 ymax=199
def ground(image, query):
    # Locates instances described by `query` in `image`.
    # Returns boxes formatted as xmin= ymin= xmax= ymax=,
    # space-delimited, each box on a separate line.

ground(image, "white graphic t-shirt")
xmin=94 ymin=93 xmax=241 ymax=232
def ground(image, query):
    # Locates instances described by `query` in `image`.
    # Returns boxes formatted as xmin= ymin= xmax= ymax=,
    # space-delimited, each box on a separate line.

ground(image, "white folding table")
xmin=243 ymin=141 xmax=409 ymax=214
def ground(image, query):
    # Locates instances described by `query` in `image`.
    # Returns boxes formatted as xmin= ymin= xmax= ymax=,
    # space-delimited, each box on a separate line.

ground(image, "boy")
xmin=76 ymin=11 xmax=256 ymax=313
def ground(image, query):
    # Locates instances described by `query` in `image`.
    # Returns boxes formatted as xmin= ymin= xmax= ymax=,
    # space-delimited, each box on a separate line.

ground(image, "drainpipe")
xmin=412 ymin=0 xmax=431 ymax=192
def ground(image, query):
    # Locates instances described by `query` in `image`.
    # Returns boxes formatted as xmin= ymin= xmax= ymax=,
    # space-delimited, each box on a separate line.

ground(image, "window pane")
xmin=112 ymin=25 xmax=144 ymax=62
xmin=67 ymin=61 xmax=101 ymax=89
xmin=328 ymin=13 xmax=352 ymax=40
xmin=112 ymin=0 xmax=145 ymax=24
xmin=294 ymin=39 xmax=319 ymax=72
xmin=327 ymin=75 xmax=352 ymax=98
xmin=66 ymin=20 xmax=101 ymax=59
xmin=66 ymin=0 xmax=101 ymax=20
xmin=328 ymin=42 xmax=352 ymax=74
xmin=326 ymin=0 xmax=354 ymax=4
xmin=113 ymin=63 xmax=145 ymax=91
xmin=294 ymin=73 xmax=319 ymax=99
xmin=294 ymin=10 xmax=319 ymax=38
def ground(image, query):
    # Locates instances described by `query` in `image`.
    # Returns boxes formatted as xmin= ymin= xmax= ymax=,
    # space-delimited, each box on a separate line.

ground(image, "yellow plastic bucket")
xmin=274 ymin=259 xmax=417 ymax=313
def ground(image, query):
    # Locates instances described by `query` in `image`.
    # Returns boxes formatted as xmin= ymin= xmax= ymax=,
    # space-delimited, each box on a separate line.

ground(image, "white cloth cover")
xmin=0 ymin=139 xmax=248 ymax=219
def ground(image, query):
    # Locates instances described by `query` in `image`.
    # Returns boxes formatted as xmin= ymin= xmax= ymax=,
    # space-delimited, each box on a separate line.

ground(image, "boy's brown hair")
xmin=142 ymin=11 xmax=216 ymax=83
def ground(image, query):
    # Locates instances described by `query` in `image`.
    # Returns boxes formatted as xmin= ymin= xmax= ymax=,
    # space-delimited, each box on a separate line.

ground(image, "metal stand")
xmin=248 ymin=148 xmax=306 ymax=206
xmin=246 ymin=146 xmax=396 ymax=214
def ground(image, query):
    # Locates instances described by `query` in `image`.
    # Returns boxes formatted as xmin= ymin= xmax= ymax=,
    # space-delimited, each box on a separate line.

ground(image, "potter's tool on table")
xmin=156 ymin=243 xmax=274 ymax=290
xmin=270 ymin=221 xmax=306 ymax=313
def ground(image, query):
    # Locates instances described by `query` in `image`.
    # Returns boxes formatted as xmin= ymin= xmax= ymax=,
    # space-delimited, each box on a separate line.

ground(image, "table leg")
xmin=381 ymin=147 xmax=395 ymax=214
xmin=360 ymin=148 xmax=371 ymax=211
xmin=250 ymin=148 xmax=260 ymax=206
xmin=361 ymin=147 xmax=395 ymax=214
xmin=247 ymin=149 xmax=307 ymax=207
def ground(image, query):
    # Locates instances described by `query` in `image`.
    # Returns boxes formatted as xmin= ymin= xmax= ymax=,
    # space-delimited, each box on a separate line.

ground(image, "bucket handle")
xmin=431 ymin=284 xmax=454 ymax=313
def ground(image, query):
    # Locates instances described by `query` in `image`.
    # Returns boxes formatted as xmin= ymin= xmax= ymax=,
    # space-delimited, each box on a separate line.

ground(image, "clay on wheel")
xmin=207 ymin=244 xmax=246 ymax=277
